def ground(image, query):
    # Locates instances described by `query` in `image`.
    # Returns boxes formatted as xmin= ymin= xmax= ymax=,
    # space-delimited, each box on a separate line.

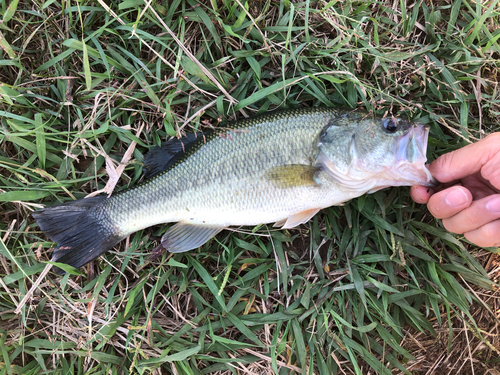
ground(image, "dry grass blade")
xmin=14 ymin=263 xmax=53 ymax=314
xmin=147 ymin=5 xmax=237 ymax=105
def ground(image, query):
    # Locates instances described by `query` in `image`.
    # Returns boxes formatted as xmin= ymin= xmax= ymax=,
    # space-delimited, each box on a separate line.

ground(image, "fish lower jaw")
xmin=386 ymin=163 xmax=435 ymax=187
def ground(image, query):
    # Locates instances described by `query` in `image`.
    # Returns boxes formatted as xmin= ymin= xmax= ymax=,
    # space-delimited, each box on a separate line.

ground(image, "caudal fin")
xmin=32 ymin=196 xmax=124 ymax=274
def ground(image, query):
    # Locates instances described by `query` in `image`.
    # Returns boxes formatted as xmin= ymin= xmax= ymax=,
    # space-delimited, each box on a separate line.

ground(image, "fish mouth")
xmin=394 ymin=123 xmax=437 ymax=187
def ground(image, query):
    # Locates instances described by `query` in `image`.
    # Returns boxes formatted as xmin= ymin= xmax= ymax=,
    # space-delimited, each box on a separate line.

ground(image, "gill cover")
xmin=317 ymin=113 xmax=435 ymax=193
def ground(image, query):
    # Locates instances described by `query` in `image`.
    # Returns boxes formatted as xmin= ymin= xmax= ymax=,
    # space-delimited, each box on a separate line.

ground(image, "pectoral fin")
xmin=161 ymin=222 xmax=225 ymax=253
xmin=265 ymin=165 xmax=320 ymax=189
xmin=280 ymin=208 xmax=321 ymax=229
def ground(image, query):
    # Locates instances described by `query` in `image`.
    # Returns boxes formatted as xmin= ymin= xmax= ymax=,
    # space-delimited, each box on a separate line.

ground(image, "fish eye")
xmin=382 ymin=118 xmax=399 ymax=133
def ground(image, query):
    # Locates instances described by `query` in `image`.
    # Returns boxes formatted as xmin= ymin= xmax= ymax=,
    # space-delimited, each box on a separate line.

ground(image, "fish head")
xmin=317 ymin=111 xmax=436 ymax=193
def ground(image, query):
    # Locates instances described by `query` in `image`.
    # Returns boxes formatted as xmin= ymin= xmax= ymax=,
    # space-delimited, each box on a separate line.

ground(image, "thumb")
xmin=429 ymin=133 xmax=500 ymax=188
xmin=481 ymin=144 xmax=500 ymax=189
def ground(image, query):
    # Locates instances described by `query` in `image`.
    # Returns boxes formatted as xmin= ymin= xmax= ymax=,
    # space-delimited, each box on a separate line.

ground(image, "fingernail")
xmin=445 ymin=188 xmax=469 ymax=207
xmin=486 ymin=196 xmax=500 ymax=214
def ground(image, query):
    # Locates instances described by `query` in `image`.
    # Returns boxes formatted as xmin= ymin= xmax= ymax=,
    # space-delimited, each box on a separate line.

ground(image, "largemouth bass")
xmin=33 ymin=107 xmax=434 ymax=272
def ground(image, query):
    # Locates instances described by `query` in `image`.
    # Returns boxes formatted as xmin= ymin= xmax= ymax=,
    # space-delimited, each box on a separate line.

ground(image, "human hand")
xmin=411 ymin=133 xmax=500 ymax=248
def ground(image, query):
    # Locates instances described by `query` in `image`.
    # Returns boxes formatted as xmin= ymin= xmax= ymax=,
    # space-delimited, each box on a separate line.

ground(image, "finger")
xmin=480 ymin=144 xmax=500 ymax=189
xmin=463 ymin=219 xmax=500 ymax=248
xmin=429 ymin=133 xmax=500 ymax=187
xmin=410 ymin=185 xmax=434 ymax=204
xmin=426 ymin=186 xmax=472 ymax=219
xmin=461 ymin=172 xmax=500 ymax=200
xmin=441 ymin=194 xmax=500 ymax=234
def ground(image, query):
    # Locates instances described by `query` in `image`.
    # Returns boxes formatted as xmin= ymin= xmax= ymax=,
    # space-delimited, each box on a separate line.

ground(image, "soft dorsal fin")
xmin=265 ymin=165 xmax=320 ymax=188
xmin=143 ymin=132 xmax=203 ymax=178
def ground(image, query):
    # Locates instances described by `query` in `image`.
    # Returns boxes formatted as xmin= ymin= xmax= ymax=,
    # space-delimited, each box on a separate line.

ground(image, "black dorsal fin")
xmin=143 ymin=132 xmax=203 ymax=178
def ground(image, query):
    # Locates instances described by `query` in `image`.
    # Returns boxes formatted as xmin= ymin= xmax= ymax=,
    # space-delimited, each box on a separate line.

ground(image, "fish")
xmin=33 ymin=107 xmax=435 ymax=273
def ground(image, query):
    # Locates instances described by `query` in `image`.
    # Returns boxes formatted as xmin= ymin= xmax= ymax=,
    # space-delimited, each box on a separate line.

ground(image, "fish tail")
xmin=32 ymin=196 xmax=124 ymax=274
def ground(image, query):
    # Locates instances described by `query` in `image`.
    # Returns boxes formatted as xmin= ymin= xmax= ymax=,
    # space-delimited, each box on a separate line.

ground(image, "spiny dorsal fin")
xmin=265 ymin=165 xmax=320 ymax=188
xmin=143 ymin=132 xmax=203 ymax=178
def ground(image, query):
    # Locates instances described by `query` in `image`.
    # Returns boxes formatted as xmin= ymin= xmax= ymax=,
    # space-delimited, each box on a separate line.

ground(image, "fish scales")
xmin=106 ymin=107 xmax=342 ymax=234
xmin=32 ymin=106 xmax=434 ymax=272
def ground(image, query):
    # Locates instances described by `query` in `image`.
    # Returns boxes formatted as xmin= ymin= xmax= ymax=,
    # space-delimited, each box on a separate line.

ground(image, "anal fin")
xmin=162 ymin=222 xmax=225 ymax=253
xmin=280 ymin=208 xmax=320 ymax=229
xmin=273 ymin=218 xmax=287 ymax=228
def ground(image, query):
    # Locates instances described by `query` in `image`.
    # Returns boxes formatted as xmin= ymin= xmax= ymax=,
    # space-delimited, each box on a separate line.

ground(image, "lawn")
xmin=0 ymin=0 xmax=499 ymax=374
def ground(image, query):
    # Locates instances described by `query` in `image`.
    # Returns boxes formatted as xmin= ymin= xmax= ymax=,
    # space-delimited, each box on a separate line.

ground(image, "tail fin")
xmin=32 ymin=196 xmax=124 ymax=274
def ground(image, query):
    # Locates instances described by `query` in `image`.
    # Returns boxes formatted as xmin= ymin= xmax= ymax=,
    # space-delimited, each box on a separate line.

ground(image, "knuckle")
xmin=481 ymin=155 xmax=500 ymax=188
xmin=432 ymin=152 xmax=458 ymax=181
xmin=482 ymin=164 xmax=500 ymax=184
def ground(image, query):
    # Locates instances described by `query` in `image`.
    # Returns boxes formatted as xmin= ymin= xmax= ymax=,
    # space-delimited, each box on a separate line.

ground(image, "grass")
xmin=0 ymin=0 xmax=499 ymax=374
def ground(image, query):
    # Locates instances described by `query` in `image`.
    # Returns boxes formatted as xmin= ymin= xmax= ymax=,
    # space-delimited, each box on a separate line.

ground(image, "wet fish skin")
xmin=33 ymin=107 xmax=433 ymax=272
